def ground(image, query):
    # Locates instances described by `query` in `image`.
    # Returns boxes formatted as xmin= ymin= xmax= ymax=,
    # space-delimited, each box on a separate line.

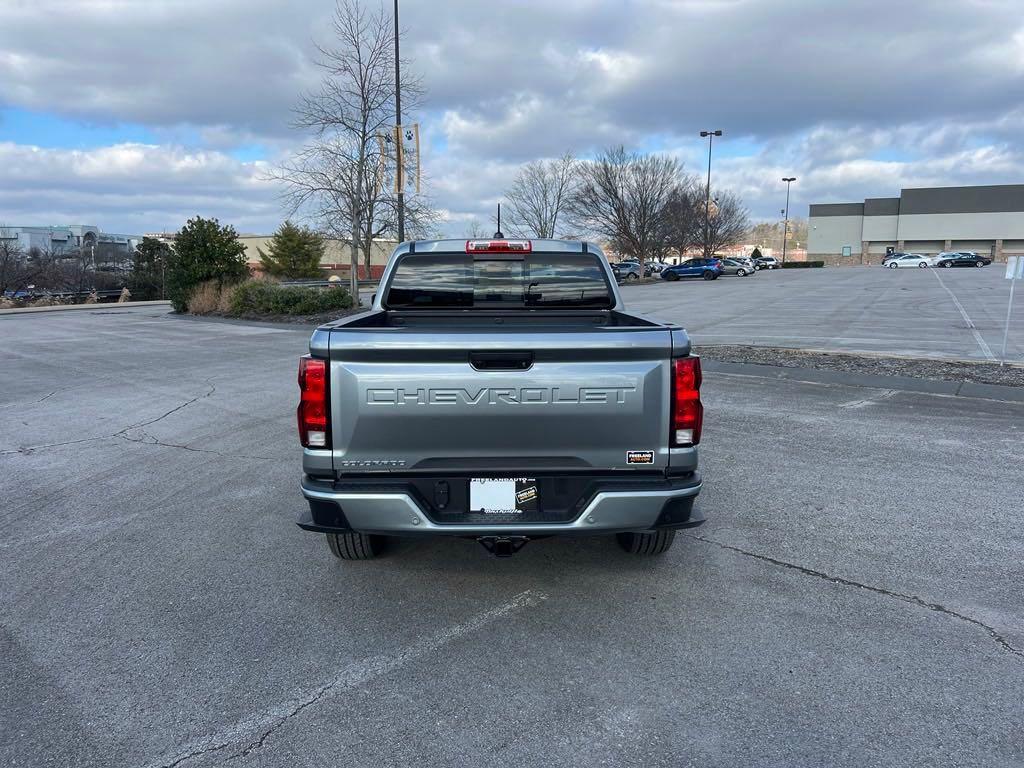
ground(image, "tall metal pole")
xmin=781 ymin=177 xmax=796 ymax=263
xmin=393 ymin=0 xmax=405 ymax=243
xmin=704 ymin=134 xmax=713 ymax=259
xmin=700 ymin=130 xmax=721 ymax=259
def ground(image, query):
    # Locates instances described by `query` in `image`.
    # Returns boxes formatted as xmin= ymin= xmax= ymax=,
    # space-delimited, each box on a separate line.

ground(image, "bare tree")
xmin=274 ymin=0 xmax=422 ymax=294
xmin=567 ymin=147 xmax=689 ymax=266
xmin=464 ymin=218 xmax=488 ymax=238
xmin=703 ymin=190 xmax=751 ymax=256
xmin=662 ymin=183 xmax=705 ymax=260
xmin=0 ymin=230 xmax=28 ymax=296
xmin=359 ymin=191 xmax=441 ymax=275
xmin=503 ymin=153 xmax=578 ymax=238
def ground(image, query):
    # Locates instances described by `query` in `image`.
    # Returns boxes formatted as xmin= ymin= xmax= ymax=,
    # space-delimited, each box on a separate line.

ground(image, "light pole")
xmin=393 ymin=0 xmax=405 ymax=243
xmin=700 ymin=130 xmax=722 ymax=259
xmin=781 ymin=177 xmax=796 ymax=263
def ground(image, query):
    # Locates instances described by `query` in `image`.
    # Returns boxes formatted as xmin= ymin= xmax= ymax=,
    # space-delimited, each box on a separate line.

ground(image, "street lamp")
xmin=781 ymin=176 xmax=796 ymax=263
xmin=393 ymin=0 xmax=405 ymax=243
xmin=700 ymin=130 xmax=722 ymax=259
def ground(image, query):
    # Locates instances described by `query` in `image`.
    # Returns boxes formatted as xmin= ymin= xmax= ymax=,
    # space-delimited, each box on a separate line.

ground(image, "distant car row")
xmin=883 ymin=251 xmax=992 ymax=269
xmin=611 ymin=255 xmax=778 ymax=282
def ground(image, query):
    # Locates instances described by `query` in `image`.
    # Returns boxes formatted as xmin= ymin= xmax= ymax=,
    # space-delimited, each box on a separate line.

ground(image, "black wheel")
xmin=665 ymin=272 xmax=680 ymax=281
xmin=888 ymin=262 xmax=898 ymax=269
xmin=917 ymin=262 xmax=927 ymax=268
xmin=627 ymin=272 xmax=639 ymax=281
xmin=702 ymin=271 xmax=715 ymax=280
xmin=326 ymin=532 xmax=385 ymax=560
xmin=617 ymin=530 xmax=676 ymax=555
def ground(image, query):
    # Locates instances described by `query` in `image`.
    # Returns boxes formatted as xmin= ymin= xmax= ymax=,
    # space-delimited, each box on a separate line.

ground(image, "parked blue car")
xmin=661 ymin=258 xmax=724 ymax=281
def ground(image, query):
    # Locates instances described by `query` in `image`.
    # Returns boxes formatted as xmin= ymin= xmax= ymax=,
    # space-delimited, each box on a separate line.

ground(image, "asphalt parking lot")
xmin=2 ymin=306 xmax=1023 ymax=768
xmin=624 ymin=265 xmax=1024 ymax=362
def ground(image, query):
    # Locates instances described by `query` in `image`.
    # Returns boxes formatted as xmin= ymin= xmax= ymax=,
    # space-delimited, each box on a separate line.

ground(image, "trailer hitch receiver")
xmin=477 ymin=536 xmax=529 ymax=557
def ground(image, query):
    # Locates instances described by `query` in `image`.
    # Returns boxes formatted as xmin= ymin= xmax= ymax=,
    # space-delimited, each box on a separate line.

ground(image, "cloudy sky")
xmin=2 ymin=0 xmax=1023 ymax=237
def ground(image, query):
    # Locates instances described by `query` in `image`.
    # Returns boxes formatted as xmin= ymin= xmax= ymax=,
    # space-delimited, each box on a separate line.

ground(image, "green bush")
xmin=228 ymin=279 xmax=354 ymax=316
xmin=258 ymin=221 xmax=325 ymax=279
xmin=166 ymin=216 xmax=249 ymax=312
xmin=781 ymin=260 xmax=825 ymax=269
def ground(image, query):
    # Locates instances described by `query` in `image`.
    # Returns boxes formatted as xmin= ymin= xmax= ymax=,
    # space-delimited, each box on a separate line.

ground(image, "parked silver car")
xmin=611 ymin=261 xmax=642 ymax=281
xmin=720 ymin=258 xmax=756 ymax=276
xmin=883 ymin=253 xmax=932 ymax=268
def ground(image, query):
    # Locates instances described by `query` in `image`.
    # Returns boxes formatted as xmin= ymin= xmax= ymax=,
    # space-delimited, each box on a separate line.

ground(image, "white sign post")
xmin=1002 ymin=256 xmax=1024 ymax=366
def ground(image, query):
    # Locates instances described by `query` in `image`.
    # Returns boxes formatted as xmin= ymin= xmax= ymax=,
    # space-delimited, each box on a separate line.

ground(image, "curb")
xmin=0 ymin=300 xmax=171 ymax=316
xmin=701 ymin=359 xmax=1024 ymax=404
xmin=698 ymin=343 xmax=1024 ymax=368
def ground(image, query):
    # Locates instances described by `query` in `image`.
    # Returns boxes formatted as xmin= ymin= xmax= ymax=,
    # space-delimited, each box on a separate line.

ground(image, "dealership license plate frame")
xmin=469 ymin=478 xmax=538 ymax=515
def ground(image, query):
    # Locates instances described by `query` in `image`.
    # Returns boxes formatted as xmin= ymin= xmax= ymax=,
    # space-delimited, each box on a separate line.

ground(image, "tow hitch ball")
xmin=477 ymin=536 xmax=529 ymax=557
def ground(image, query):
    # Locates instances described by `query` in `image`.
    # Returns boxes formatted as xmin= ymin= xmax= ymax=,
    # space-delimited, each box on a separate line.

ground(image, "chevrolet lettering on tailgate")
xmin=366 ymin=385 xmax=637 ymax=406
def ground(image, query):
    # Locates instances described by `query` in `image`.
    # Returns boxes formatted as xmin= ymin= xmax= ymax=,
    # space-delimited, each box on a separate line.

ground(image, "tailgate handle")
xmin=470 ymin=351 xmax=534 ymax=371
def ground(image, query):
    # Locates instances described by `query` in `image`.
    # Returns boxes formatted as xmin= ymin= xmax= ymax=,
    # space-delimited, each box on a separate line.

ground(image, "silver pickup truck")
xmin=297 ymin=238 xmax=704 ymax=558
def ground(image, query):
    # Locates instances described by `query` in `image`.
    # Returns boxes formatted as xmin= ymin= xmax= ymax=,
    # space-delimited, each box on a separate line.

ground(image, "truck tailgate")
xmin=325 ymin=326 xmax=675 ymax=473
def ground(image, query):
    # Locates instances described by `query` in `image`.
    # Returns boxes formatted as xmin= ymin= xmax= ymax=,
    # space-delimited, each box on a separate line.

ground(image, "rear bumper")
xmin=299 ymin=473 xmax=703 ymax=536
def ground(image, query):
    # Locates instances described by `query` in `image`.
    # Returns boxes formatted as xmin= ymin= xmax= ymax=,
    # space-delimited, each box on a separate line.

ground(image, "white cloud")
xmin=1 ymin=0 xmax=1024 ymax=231
xmin=0 ymin=142 xmax=279 ymax=233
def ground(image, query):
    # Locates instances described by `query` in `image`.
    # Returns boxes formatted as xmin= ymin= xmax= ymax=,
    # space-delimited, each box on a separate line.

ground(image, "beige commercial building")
xmin=238 ymin=235 xmax=398 ymax=280
xmin=808 ymin=184 xmax=1024 ymax=264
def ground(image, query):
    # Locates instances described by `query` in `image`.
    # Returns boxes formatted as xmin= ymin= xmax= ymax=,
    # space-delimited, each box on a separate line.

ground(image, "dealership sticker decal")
xmin=515 ymin=486 xmax=538 ymax=504
xmin=626 ymin=450 xmax=655 ymax=464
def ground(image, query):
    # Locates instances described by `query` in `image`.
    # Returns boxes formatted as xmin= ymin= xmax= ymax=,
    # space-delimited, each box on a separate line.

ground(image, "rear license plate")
xmin=470 ymin=478 xmax=538 ymax=514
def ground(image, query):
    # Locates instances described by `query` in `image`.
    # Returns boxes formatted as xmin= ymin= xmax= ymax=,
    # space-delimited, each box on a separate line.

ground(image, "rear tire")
xmin=702 ymin=271 xmax=715 ymax=280
xmin=918 ymin=262 xmax=927 ymax=268
xmin=976 ymin=261 xmax=984 ymax=267
xmin=617 ymin=530 xmax=676 ymax=555
xmin=326 ymin=532 xmax=384 ymax=560
xmin=737 ymin=268 xmax=747 ymax=276
xmin=627 ymin=272 xmax=639 ymax=281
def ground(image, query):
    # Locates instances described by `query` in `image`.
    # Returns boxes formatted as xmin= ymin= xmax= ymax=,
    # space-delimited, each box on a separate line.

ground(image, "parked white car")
xmin=883 ymin=253 xmax=932 ymax=269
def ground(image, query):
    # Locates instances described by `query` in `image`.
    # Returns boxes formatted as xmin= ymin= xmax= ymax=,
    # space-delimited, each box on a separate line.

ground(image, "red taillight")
xmin=672 ymin=356 xmax=703 ymax=446
xmin=465 ymin=239 xmax=532 ymax=253
xmin=297 ymin=355 xmax=329 ymax=448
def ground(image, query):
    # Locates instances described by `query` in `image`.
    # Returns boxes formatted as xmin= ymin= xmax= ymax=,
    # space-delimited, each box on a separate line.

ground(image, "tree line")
xmin=5 ymin=0 xmax=755 ymax=308
xmin=271 ymin=0 xmax=752 ymax=279
xmin=497 ymin=147 xmax=749 ymax=264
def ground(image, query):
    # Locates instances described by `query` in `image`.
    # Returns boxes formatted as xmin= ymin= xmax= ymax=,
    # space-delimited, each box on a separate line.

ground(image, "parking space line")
xmin=142 ymin=589 xmax=548 ymax=767
xmin=929 ymin=269 xmax=996 ymax=360
xmin=838 ymin=389 xmax=898 ymax=409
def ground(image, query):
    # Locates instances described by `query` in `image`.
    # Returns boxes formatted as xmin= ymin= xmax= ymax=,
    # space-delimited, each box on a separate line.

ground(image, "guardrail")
xmin=0 ymin=300 xmax=172 ymax=316
xmin=3 ymin=288 xmax=130 ymax=301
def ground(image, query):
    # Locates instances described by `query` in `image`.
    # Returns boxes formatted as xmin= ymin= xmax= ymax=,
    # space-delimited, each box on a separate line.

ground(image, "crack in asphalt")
xmin=144 ymin=590 xmax=548 ymax=768
xmin=160 ymin=741 xmax=233 ymax=768
xmin=113 ymin=380 xmax=218 ymax=438
xmin=3 ymin=380 xmax=282 ymax=462
xmin=0 ymin=389 xmax=58 ymax=409
xmin=1 ymin=380 xmax=217 ymax=456
xmin=117 ymin=428 xmax=277 ymax=462
xmin=683 ymin=533 xmax=1024 ymax=661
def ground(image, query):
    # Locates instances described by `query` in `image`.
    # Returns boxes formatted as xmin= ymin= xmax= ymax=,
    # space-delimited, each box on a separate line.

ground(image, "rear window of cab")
xmin=383 ymin=253 xmax=614 ymax=309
